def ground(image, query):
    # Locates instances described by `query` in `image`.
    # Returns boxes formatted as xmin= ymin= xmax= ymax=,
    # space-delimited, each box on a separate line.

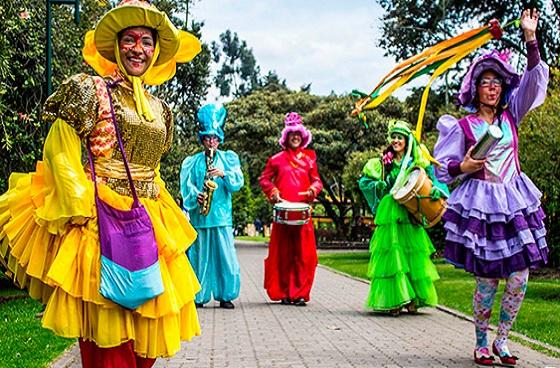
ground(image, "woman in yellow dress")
xmin=0 ymin=0 xmax=202 ymax=366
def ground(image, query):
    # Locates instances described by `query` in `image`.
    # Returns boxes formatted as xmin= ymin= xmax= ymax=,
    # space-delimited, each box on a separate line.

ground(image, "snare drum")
xmin=392 ymin=167 xmax=447 ymax=228
xmin=273 ymin=202 xmax=311 ymax=225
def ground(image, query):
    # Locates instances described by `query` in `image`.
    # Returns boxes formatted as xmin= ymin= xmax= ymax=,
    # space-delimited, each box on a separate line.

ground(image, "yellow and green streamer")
xmin=352 ymin=19 xmax=519 ymax=151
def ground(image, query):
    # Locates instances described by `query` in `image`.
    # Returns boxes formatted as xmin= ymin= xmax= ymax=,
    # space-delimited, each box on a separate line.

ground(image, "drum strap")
xmin=414 ymin=194 xmax=431 ymax=227
xmin=390 ymin=138 xmax=414 ymax=195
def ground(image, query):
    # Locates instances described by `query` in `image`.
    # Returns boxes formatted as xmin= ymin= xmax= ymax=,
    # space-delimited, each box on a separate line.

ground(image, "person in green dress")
xmin=359 ymin=120 xmax=449 ymax=316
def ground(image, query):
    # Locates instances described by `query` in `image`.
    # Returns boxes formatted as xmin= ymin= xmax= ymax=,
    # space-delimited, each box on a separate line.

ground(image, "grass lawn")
xmin=235 ymin=235 xmax=270 ymax=242
xmin=318 ymin=252 xmax=560 ymax=350
xmin=0 ymin=275 xmax=75 ymax=368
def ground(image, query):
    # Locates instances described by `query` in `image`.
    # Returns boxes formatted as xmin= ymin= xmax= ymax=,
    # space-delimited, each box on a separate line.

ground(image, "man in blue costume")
xmin=180 ymin=104 xmax=244 ymax=309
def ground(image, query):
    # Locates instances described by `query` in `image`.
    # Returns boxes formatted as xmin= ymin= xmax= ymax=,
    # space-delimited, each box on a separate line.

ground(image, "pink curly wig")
xmin=279 ymin=112 xmax=312 ymax=148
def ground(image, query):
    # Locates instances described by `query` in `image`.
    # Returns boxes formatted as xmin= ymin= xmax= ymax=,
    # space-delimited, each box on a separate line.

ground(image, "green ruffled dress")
xmin=359 ymin=158 xmax=447 ymax=312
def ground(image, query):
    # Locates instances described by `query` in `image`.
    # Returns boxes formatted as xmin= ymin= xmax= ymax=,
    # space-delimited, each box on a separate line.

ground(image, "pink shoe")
xmin=473 ymin=347 xmax=494 ymax=366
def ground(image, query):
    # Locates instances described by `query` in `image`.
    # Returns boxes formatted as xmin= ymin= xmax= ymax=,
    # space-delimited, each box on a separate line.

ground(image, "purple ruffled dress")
xmin=433 ymin=61 xmax=549 ymax=278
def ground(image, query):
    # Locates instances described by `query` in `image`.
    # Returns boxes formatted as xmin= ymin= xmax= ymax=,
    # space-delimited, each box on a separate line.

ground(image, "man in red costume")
xmin=259 ymin=112 xmax=323 ymax=306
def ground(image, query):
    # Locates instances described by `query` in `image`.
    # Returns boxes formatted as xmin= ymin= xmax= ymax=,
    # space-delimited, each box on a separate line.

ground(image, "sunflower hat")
xmin=82 ymin=0 xmax=201 ymax=120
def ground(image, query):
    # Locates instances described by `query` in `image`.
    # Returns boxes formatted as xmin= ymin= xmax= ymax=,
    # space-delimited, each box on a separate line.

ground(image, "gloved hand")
xmin=375 ymin=180 xmax=388 ymax=196
xmin=376 ymin=181 xmax=387 ymax=192
xmin=429 ymin=187 xmax=442 ymax=201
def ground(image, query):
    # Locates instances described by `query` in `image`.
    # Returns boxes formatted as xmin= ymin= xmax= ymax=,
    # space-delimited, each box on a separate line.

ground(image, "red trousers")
xmin=264 ymin=221 xmax=318 ymax=301
xmin=79 ymin=339 xmax=156 ymax=368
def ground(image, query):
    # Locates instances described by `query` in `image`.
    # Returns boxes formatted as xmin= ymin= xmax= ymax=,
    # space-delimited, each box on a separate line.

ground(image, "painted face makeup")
xmin=118 ymin=27 xmax=155 ymax=76
xmin=119 ymin=28 xmax=155 ymax=56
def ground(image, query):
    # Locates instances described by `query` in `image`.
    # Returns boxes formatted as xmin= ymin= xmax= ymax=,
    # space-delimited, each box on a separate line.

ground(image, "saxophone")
xmin=200 ymin=148 xmax=218 ymax=216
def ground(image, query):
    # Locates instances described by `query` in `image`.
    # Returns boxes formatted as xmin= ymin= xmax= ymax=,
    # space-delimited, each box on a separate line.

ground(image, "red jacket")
xmin=259 ymin=148 xmax=323 ymax=202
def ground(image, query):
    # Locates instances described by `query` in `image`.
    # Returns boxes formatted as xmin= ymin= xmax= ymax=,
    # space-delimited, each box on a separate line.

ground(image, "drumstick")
xmin=298 ymin=191 xmax=308 ymax=195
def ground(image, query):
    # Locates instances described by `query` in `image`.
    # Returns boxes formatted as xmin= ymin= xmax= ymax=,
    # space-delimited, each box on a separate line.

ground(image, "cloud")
xmin=191 ymin=0 xmax=421 ymax=101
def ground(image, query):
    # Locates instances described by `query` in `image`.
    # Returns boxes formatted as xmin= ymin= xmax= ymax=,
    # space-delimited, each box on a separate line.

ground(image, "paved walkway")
xmin=52 ymin=242 xmax=560 ymax=368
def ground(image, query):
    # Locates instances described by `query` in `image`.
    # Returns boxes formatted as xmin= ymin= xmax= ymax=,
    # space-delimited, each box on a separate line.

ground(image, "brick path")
xmin=51 ymin=242 xmax=560 ymax=368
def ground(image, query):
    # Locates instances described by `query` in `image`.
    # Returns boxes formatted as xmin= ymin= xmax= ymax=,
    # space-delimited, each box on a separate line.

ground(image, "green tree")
xmin=258 ymin=70 xmax=289 ymax=93
xmin=212 ymin=30 xmax=261 ymax=98
xmin=518 ymin=68 xmax=560 ymax=266
xmin=155 ymin=18 xmax=211 ymax=199
xmin=306 ymin=96 xmax=388 ymax=237
xmin=375 ymin=1 xmax=559 ymax=111
xmin=403 ymin=85 xmax=452 ymax=133
xmin=376 ymin=1 xmax=559 ymax=66
xmin=0 ymin=0 xmax=105 ymax=193
xmin=231 ymin=165 xmax=255 ymax=229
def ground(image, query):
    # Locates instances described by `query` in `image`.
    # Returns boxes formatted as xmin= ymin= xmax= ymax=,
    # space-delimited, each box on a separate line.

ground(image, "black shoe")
xmin=280 ymin=298 xmax=292 ymax=305
xmin=293 ymin=298 xmax=306 ymax=307
xmin=195 ymin=303 xmax=203 ymax=308
xmin=405 ymin=301 xmax=417 ymax=314
xmin=219 ymin=301 xmax=235 ymax=309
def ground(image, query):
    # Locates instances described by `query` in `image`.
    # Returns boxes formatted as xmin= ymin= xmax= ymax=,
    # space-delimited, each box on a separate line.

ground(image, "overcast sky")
xmin=189 ymin=0 xmax=419 ymax=103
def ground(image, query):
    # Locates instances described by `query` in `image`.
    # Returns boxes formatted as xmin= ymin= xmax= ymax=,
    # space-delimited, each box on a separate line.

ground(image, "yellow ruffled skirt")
xmin=0 ymin=163 xmax=200 ymax=359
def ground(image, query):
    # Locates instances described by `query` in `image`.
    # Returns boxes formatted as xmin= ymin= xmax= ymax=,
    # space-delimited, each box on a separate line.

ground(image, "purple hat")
xmin=457 ymin=50 xmax=520 ymax=111
xmin=279 ymin=112 xmax=312 ymax=148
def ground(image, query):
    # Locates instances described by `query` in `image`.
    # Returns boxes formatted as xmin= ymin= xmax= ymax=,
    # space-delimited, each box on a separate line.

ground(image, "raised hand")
xmin=520 ymin=8 xmax=539 ymax=42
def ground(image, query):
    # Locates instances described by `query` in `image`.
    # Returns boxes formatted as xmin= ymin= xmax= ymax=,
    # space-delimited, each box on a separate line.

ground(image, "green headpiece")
xmin=385 ymin=119 xmax=431 ymax=195
xmin=386 ymin=120 xmax=412 ymax=143
xmin=386 ymin=120 xmax=430 ymax=169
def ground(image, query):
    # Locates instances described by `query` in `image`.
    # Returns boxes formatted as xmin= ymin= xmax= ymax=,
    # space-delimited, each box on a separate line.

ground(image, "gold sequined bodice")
xmin=42 ymin=73 xmax=174 ymax=199
xmin=109 ymin=83 xmax=172 ymax=168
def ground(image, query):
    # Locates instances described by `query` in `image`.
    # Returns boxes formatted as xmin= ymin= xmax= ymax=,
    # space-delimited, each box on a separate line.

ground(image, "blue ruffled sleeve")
xmin=179 ymin=153 xmax=203 ymax=212
xmin=222 ymin=151 xmax=244 ymax=193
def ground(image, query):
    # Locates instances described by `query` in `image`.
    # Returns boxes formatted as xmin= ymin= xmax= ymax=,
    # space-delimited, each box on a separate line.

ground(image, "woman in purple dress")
xmin=433 ymin=9 xmax=549 ymax=367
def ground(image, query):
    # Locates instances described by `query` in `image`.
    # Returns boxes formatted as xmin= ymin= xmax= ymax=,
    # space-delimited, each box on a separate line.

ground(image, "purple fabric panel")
xmin=504 ymin=109 xmax=521 ymax=173
xmin=97 ymin=198 xmax=159 ymax=271
xmin=448 ymin=161 xmax=462 ymax=177
xmin=508 ymin=59 xmax=549 ymax=126
xmin=456 ymin=116 xmax=485 ymax=180
xmin=443 ymin=207 xmax=545 ymax=241
xmin=457 ymin=117 xmax=476 ymax=146
xmin=526 ymin=40 xmax=540 ymax=70
xmin=444 ymin=240 xmax=548 ymax=278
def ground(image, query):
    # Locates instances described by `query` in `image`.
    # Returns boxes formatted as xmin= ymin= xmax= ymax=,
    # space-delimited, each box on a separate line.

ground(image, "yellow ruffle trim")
xmin=0 ymin=167 xmax=200 ymax=358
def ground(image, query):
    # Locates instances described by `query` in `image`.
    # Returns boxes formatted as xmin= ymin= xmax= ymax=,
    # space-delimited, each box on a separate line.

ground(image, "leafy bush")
xmin=518 ymin=68 xmax=560 ymax=266
xmin=0 ymin=1 xmax=103 ymax=193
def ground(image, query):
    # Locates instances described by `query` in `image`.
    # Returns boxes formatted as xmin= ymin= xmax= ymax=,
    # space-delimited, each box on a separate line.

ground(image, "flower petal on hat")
xmin=83 ymin=30 xmax=117 ymax=77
